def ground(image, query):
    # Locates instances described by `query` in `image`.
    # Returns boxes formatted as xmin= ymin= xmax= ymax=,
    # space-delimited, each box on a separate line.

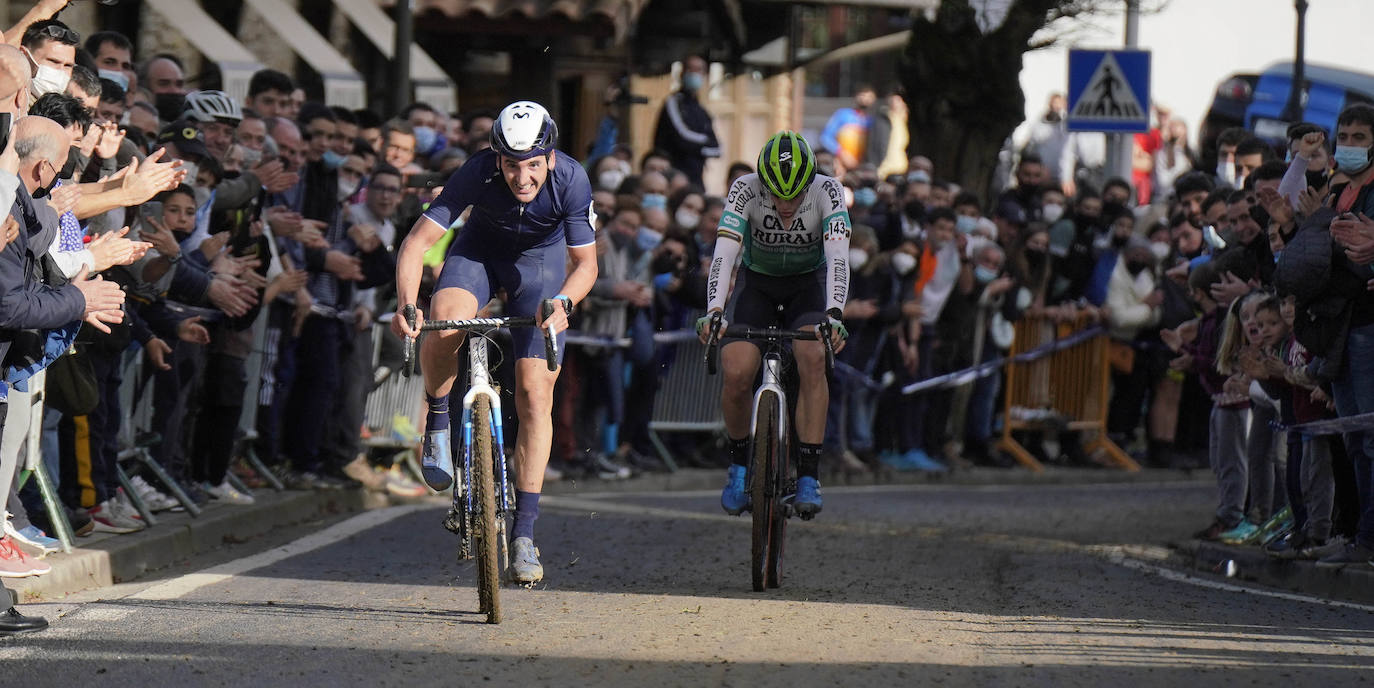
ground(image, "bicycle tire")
xmin=750 ymin=390 xmax=780 ymax=592
xmin=472 ymin=394 xmax=502 ymax=624
xmin=766 ymin=457 xmax=788 ymax=589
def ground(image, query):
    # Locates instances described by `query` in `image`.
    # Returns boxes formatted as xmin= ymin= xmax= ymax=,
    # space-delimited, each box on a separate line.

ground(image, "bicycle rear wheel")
xmin=472 ymin=394 xmax=502 ymax=624
xmin=750 ymin=391 xmax=780 ymax=592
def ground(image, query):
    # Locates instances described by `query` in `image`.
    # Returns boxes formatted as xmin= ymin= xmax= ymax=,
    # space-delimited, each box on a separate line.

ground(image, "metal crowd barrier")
xmin=996 ymin=313 xmax=1138 ymax=472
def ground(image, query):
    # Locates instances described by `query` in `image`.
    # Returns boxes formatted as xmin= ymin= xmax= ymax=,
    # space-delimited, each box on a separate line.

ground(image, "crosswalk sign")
xmin=1067 ymin=49 xmax=1151 ymax=133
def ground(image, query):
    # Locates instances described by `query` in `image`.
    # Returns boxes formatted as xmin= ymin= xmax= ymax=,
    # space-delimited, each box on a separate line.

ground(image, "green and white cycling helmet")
xmin=757 ymin=130 xmax=816 ymax=201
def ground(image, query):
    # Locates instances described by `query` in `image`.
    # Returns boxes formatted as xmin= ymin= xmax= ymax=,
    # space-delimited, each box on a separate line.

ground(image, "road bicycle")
xmin=402 ymin=303 xmax=557 ymax=624
xmin=703 ymin=310 xmax=833 ymax=591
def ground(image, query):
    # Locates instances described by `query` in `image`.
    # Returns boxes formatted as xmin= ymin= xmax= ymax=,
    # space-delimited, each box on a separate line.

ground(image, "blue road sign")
xmin=1067 ymin=49 xmax=1151 ymax=133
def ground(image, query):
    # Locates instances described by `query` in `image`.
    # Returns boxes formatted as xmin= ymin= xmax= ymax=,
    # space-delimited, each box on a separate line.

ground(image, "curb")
xmin=1182 ymin=539 xmax=1374 ymax=605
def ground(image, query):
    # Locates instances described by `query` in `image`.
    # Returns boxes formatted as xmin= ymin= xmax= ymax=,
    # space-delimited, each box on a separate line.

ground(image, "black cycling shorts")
xmin=724 ymin=267 xmax=826 ymax=348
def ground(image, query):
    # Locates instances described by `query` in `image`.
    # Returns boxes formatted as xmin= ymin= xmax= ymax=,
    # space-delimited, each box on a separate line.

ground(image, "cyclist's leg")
xmin=787 ymin=269 xmax=830 ymax=481
xmin=424 ymin=251 xmax=491 ymax=400
xmin=721 ymin=269 xmax=769 ymax=445
xmin=503 ymin=242 xmax=566 ymax=545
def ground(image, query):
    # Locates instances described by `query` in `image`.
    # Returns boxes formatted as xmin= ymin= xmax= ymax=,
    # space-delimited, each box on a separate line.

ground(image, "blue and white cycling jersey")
xmin=421 ymin=148 xmax=596 ymax=251
xmin=425 ymin=148 xmax=596 ymax=362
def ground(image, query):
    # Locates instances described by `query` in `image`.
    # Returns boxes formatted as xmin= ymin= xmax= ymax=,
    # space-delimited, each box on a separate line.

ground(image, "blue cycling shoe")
xmin=793 ymin=476 xmax=822 ymax=518
xmin=720 ymin=464 xmax=750 ymax=515
xmin=421 ymin=429 xmax=454 ymax=491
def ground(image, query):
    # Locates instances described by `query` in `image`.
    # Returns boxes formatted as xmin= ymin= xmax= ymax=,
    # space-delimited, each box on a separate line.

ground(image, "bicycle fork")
xmin=748 ymin=354 xmax=790 ymax=504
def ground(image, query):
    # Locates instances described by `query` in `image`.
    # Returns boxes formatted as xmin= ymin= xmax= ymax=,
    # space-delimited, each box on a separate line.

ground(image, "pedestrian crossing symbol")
xmin=1067 ymin=49 xmax=1151 ymax=133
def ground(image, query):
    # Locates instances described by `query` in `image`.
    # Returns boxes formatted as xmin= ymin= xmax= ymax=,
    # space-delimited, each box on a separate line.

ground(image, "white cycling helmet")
xmin=491 ymin=101 xmax=558 ymax=160
xmin=183 ymin=90 xmax=242 ymax=125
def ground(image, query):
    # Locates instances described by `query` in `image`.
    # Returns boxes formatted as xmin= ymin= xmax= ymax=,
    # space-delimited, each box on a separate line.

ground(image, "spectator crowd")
xmin=4 ymin=0 xmax=1374 ymax=636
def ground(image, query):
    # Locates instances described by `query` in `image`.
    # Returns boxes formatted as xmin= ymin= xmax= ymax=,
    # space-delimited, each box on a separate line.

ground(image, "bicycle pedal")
xmin=442 ymin=509 xmax=463 ymax=534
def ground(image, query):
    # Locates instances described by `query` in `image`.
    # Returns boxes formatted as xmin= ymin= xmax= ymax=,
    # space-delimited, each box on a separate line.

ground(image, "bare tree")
xmin=901 ymin=0 xmax=1150 ymax=202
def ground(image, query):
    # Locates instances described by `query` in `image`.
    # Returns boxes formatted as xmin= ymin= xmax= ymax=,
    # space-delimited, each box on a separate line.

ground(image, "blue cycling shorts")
xmin=434 ymin=229 xmax=567 ymax=363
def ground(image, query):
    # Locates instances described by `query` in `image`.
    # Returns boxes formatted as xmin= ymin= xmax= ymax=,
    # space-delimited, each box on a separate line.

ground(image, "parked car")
xmin=1199 ymin=62 xmax=1374 ymax=174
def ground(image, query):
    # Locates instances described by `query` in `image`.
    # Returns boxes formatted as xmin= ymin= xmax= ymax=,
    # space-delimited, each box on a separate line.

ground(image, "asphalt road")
xmin=3 ymin=480 xmax=1373 ymax=687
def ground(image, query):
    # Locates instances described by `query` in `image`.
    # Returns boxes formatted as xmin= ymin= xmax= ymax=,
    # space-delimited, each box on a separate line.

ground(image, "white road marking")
xmin=130 ymin=504 xmax=430 ymax=601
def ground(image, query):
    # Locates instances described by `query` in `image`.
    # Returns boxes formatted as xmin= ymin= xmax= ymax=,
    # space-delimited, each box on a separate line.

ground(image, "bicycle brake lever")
xmin=402 ymin=304 xmax=417 ymax=377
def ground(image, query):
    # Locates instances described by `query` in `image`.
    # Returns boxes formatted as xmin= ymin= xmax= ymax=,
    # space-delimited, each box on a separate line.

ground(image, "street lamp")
xmin=1279 ymin=0 xmax=1308 ymax=124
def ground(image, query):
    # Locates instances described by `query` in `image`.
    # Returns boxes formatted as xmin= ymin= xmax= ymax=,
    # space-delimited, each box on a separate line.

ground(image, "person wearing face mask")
xmin=139 ymin=54 xmax=188 ymax=123
xmin=20 ymin=19 xmax=78 ymax=101
xmin=403 ymin=101 xmax=445 ymax=160
xmin=653 ymin=55 xmax=720 ymax=189
xmin=592 ymin=154 xmax=631 ymax=194
xmin=997 ymin=153 xmax=1047 ymax=222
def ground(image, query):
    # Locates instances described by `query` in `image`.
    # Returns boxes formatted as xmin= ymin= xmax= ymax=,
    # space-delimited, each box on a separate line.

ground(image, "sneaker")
xmin=509 ymin=536 xmax=543 ymax=583
xmin=343 ymin=456 xmax=387 ymax=492
xmin=67 ymin=508 xmax=94 ymax=537
xmin=385 ymin=465 xmax=428 ymax=497
xmin=392 ymin=413 xmax=420 ymax=445
xmin=838 ymin=449 xmax=871 ymax=474
xmin=4 ymin=522 xmax=59 ymax=556
xmin=1300 ymin=535 xmax=1347 ymax=561
xmin=793 ymin=476 xmax=822 ymax=517
xmin=203 ymin=480 xmax=255 ymax=505
xmin=1265 ymin=530 xmax=1309 ymax=560
xmin=113 ymin=488 xmax=148 ymax=525
xmin=720 ymin=464 xmax=749 ymax=515
xmin=1219 ymin=520 xmax=1261 ymax=545
xmin=589 ymin=453 xmax=631 ymax=481
xmin=0 ymin=537 xmax=46 ymax=577
xmin=1255 ymin=506 xmax=1293 ymax=542
xmin=129 ymin=475 xmax=178 ymax=512
xmin=301 ymin=472 xmax=346 ymax=491
xmin=89 ymin=499 xmax=143 ymax=534
xmin=1193 ymin=520 xmax=1227 ymax=541
xmin=901 ymin=448 xmax=949 ymax=473
xmin=275 ymin=466 xmax=315 ymax=491
xmin=1315 ymin=541 xmax=1374 ymax=569
xmin=230 ymin=458 xmax=268 ymax=489
xmin=421 ymin=429 xmax=454 ymax=491
xmin=877 ymin=450 xmax=914 ymax=471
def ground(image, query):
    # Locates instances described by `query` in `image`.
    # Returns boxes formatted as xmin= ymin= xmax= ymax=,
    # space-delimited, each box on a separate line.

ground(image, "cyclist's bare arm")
xmin=540 ymin=242 xmax=598 ymax=333
xmin=391 ymin=215 xmax=450 ymax=338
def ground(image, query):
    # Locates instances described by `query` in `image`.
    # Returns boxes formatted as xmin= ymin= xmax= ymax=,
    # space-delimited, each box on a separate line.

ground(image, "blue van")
xmin=1200 ymin=61 xmax=1374 ymax=171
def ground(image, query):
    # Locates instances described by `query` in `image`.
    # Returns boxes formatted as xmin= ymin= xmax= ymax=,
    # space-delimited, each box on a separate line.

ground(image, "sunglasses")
xmin=36 ymin=24 xmax=80 ymax=45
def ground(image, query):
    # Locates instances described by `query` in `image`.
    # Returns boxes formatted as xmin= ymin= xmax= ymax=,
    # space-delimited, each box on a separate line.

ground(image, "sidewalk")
xmin=9 ymin=465 xmax=1209 ymax=602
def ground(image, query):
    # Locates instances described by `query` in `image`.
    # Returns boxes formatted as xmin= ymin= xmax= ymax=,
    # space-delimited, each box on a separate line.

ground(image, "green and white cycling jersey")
xmin=706 ymin=173 xmax=852 ymax=315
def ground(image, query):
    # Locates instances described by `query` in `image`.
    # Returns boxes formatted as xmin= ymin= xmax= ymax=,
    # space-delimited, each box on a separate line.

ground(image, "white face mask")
xmin=1150 ymin=241 xmax=1171 ymax=261
xmin=1041 ymin=203 xmax=1063 ymax=224
xmin=674 ymin=208 xmax=699 ymax=229
xmin=240 ymin=147 xmax=262 ymax=168
xmin=849 ymin=248 xmax=869 ymax=270
xmin=338 ymin=176 xmax=358 ymax=203
xmin=891 ymin=251 xmax=917 ymax=276
xmin=97 ymin=68 xmax=128 ymax=92
xmin=598 ymin=169 xmax=626 ymax=192
xmin=30 ymin=64 xmax=70 ymax=98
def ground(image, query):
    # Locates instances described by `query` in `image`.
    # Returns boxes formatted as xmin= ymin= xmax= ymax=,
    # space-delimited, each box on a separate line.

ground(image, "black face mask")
xmin=32 ymin=159 xmax=58 ymax=199
xmin=1102 ymin=200 xmax=1127 ymax=219
xmin=155 ymin=92 xmax=186 ymax=123
xmin=904 ymin=199 xmax=926 ymax=222
xmin=1306 ymin=167 xmax=1331 ymax=191
xmin=1126 ymin=260 xmax=1150 ymax=276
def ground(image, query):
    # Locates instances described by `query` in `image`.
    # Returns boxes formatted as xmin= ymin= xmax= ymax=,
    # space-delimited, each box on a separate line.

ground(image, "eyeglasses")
xmin=385 ymin=142 xmax=414 ymax=155
xmin=36 ymin=24 xmax=80 ymax=45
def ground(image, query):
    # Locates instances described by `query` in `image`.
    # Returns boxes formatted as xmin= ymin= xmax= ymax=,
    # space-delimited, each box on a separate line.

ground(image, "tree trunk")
xmin=901 ymin=0 xmax=1062 ymax=205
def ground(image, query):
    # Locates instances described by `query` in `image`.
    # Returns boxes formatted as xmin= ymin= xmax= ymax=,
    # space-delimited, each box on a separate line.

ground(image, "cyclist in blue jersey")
xmin=391 ymin=101 xmax=599 ymax=583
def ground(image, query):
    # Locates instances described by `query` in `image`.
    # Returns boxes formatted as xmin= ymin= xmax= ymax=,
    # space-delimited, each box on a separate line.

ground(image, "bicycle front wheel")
xmin=750 ymin=390 xmax=780 ymax=592
xmin=472 ymin=394 xmax=502 ymax=624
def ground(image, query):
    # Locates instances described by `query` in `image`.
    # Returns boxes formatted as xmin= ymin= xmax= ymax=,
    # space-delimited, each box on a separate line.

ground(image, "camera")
xmin=606 ymin=74 xmax=648 ymax=107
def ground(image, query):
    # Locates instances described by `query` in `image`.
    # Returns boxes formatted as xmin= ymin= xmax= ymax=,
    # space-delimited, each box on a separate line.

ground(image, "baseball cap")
xmin=157 ymin=119 xmax=210 ymax=161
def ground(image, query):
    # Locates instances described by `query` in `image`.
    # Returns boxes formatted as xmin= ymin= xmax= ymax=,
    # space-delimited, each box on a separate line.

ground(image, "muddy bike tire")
xmin=750 ymin=391 xmax=780 ymax=592
xmin=472 ymin=394 xmax=502 ymax=624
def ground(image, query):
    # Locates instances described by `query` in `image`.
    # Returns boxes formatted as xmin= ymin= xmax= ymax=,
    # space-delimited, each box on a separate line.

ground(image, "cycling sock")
xmin=727 ymin=437 xmax=750 ymax=467
xmin=513 ymin=490 xmax=540 ymax=540
xmin=425 ymin=393 xmax=450 ymax=433
xmin=798 ymin=443 xmax=823 ymax=479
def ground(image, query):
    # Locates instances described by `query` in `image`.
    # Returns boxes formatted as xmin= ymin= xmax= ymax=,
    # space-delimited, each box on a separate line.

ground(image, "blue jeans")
xmin=1329 ymin=321 xmax=1374 ymax=548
